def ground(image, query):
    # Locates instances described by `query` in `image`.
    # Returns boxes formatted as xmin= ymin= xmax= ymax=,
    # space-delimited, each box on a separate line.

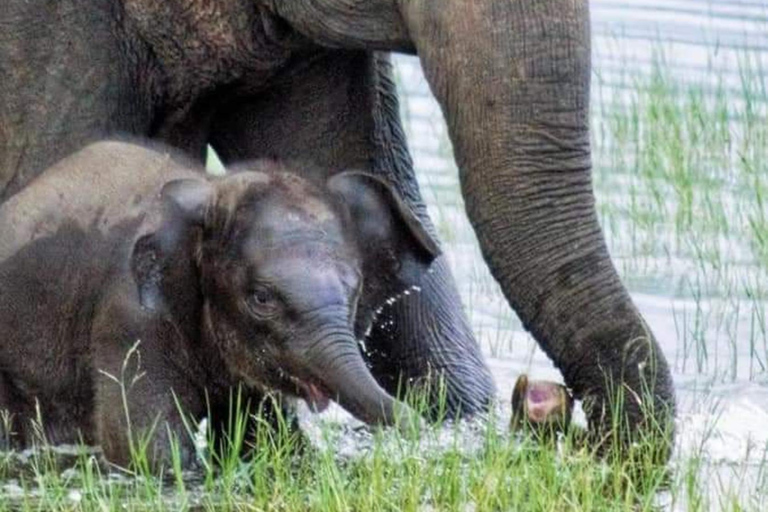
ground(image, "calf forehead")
xmin=268 ymin=195 xmax=336 ymax=227
xmin=244 ymin=234 xmax=357 ymax=271
xmin=273 ymin=173 xmax=337 ymax=222
xmin=215 ymin=169 xmax=352 ymax=257
xmin=257 ymin=253 xmax=359 ymax=310
xmin=251 ymin=185 xmax=343 ymax=241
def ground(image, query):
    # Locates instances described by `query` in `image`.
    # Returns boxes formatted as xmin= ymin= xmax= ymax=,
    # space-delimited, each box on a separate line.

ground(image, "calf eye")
xmin=253 ymin=288 xmax=273 ymax=305
xmin=247 ymin=285 xmax=280 ymax=317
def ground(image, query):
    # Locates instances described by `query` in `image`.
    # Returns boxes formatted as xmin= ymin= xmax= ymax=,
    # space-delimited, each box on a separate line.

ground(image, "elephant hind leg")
xmin=365 ymin=256 xmax=496 ymax=419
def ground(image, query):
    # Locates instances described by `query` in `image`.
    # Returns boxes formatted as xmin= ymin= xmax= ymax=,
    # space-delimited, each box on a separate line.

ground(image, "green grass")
xmin=0 ymin=387 xmax=687 ymax=512
xmin=0 ymin=379 xmax=762 ymax=511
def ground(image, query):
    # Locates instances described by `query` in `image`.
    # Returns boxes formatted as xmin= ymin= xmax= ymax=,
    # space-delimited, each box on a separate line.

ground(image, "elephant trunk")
xmin=404 ymin=0 xmax=674 ymax=451
xmin=300 ymin=309 xmax=415 ymax=428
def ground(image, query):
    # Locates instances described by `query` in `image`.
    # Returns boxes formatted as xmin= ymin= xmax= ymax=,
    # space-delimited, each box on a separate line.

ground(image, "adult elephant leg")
xmin=401 ymin=0 xmax=675 ymax=448
xmin=209 ymin=50 xmax=495 ymax=418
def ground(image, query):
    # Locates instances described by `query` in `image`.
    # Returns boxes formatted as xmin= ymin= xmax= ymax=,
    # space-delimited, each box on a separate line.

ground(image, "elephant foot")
xmin=510 ymin=374 xmax=573 ymax=438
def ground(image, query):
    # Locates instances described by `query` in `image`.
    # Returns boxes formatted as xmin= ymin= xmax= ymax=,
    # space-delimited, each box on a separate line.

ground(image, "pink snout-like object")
xmin=510 ymin=374 xmax=574 ymax=433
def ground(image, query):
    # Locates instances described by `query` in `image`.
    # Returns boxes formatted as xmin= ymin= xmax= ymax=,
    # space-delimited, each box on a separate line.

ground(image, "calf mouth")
xmin=290 ymin=375 xmax=332 ymax=413
xmin=274 ymin=367 xmax=332 ymax=413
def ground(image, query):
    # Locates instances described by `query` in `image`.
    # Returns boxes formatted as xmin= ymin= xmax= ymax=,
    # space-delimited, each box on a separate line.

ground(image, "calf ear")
xmin=327 ymin=171 xmax=441 ymax=265
xmin=130 ymin=179 xmax=211 ymax=312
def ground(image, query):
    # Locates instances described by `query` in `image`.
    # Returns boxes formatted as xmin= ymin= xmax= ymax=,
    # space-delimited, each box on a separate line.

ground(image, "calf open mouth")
xmin=277 ymin=369 xmax=332 ymax=413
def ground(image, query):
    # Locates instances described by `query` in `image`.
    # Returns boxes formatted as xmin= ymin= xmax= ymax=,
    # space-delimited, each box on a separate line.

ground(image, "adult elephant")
xmin=0 ymin=1 xmax=674 ymax=449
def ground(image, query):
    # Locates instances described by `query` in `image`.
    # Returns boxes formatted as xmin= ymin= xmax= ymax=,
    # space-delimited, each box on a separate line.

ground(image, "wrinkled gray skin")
xmin=0 ymin=141 xmax=439 ymax=467
xmin=0 ymin=1 xmax=674 ymax=450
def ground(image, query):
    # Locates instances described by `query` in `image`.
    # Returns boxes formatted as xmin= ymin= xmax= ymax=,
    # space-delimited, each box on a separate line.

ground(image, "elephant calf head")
xmin=133 ymin=160 xmax=440 ymax=426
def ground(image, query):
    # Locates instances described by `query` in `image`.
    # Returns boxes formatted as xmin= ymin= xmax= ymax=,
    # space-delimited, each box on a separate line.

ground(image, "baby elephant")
xmin=0 ymin=141 xmax=439 ymax=467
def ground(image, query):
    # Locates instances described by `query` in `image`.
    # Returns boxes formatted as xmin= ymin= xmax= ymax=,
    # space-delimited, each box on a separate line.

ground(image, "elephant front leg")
xmin=403 ymin=0 xmax=676 ymax=454
xmin=206 ymin=387 xmax=306 ymax=459
xmin=209 ymin=50 xmax=495 ymax=420
xmin=94 ymin=343 xmax=203 ymax=470
xmin=0 ymin=372 xmax=20 ymax=449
